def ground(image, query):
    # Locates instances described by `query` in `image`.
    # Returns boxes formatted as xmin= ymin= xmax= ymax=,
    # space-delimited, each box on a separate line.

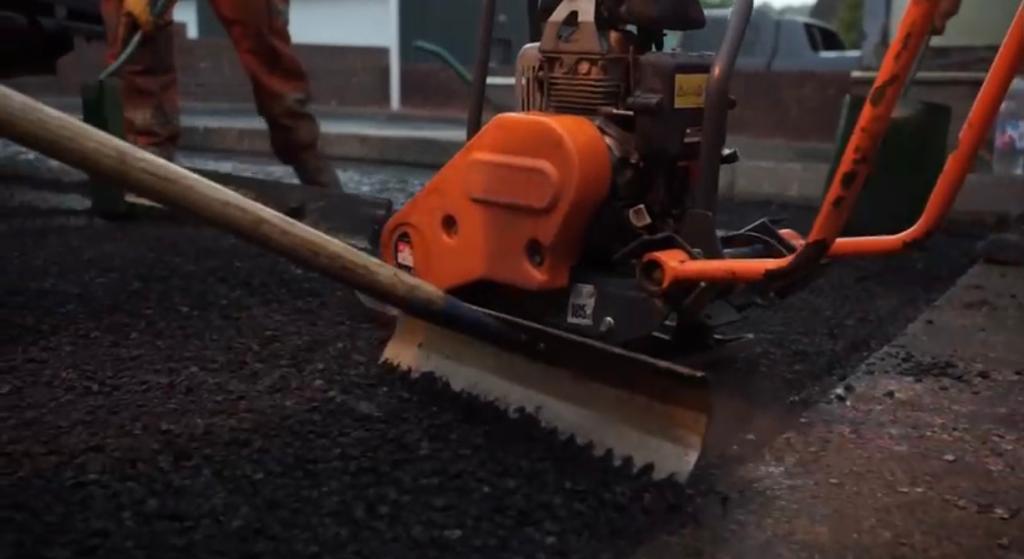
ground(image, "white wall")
xmin=174 ymin=0 xmax=390 ymax=47
xmin=288 ymin=0 xmax=391 ymax=47
xmin=174 ymin=0 xmax=401 ymax=109
xmin=889 ymin=0 xmax=1019 ymax=47
xmin=174 ymin=0 xmax=199 ymax=39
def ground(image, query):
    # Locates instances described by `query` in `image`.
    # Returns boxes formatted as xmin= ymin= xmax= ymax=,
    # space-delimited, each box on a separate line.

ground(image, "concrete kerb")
xmin=179 ymin=122 xmax=1022 ymax=227
xmin=179 ymin=124 xmax=462 ymax=168
xmin=720 ymin=159 xmax=1024 ymax=225
xmin=14 ymin=97 xmax=1024 ymax=223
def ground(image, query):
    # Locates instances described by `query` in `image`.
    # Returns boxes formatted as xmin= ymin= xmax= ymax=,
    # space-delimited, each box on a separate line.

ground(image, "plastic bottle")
xmin=993 ymin=77 xmax=1024 ymax=176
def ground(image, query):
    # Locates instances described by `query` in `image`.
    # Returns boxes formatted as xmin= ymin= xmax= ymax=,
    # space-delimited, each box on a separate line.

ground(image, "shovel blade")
xmin=381 ymin=314 xmax=710 ymax=480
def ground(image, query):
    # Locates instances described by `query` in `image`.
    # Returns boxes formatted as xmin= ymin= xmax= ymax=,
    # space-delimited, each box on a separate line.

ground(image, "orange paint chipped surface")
xmin=380 ymin=113 xmax=611 ymax=292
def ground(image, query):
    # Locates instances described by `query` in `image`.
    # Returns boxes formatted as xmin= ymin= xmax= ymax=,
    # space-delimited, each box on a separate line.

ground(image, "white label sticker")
xmin=566 ymin=283 xmax=597 ymax=326
xmin=628 ymin=204 xmax=653 ymax=228
xmin=396 ymin=240 xmax=415 ymax=268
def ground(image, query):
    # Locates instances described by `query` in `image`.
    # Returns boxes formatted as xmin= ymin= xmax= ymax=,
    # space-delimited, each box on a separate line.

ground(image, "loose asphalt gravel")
xmin=0 ymin=158 xmax=984 ymax=558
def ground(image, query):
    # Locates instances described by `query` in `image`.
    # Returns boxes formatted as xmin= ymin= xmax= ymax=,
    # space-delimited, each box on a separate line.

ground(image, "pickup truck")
xmin=671 ymin=8 xmax=861 ymax=73
xmin=0 ymin=0 xmax=104 ymax=79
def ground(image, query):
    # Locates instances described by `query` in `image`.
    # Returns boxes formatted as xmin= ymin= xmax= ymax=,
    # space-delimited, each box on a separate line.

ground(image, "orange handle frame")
xmin=643 ymin=0 xmax=1024 ymax=288
xmin=831 ymin=1 xmax=1024 ymax=256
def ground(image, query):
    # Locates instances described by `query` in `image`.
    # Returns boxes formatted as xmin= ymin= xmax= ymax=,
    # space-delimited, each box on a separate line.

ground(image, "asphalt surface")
xmin=0 ymin=141 xmax=433 ymax=208
xmin=0 ymin=150 xmax=984 ymax=558
xmin=1 ymin=204 xmax=695 ymax=559
xmin=656 ymin=263 xmax=1024 ymax=559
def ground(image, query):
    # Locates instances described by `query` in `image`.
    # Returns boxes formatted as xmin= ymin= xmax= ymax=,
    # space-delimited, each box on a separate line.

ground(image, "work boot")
xmin=142 ymin=144 xmax=177 ymax=162
xmin=91 ymin=144 xmax=172 ymax=217
xmin=125 ymin=145 xmax=175 ymax=208
xmin=293 ymin=153 xmax=343 ymax=190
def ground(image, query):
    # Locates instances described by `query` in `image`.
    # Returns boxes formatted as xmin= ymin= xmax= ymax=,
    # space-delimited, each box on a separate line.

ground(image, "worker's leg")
xmin=100 ymin=0 xmax=181 ymax=158
xmin=207 ymin=0 xmax=341 ymax=188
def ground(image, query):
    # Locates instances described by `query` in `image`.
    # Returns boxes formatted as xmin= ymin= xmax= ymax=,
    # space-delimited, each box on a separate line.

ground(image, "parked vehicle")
xmin=671 ymin=8 xmax=861 ymax=72
xmin=0 ymin=0 xmax=104 ymax=79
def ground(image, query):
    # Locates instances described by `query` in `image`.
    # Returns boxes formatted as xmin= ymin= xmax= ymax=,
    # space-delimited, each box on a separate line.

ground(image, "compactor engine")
xmin=380 ymin=0 xmax=795 ymax=350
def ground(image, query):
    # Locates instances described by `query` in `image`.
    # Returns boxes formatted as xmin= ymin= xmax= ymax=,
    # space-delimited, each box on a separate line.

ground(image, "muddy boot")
xmin=293 ymin=153 xmax=343 ymax=190
xmin=124 ymin=146 xmax=176 ymax=209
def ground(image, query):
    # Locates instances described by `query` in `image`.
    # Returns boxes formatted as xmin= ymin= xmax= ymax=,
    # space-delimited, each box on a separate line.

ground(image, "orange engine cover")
xmin=379 ymin=112 xmax=612 ymax=292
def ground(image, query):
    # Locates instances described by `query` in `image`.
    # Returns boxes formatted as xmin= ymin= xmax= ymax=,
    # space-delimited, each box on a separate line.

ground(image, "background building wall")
xmin=174 ymin=0 xmax=392 ymax=47
xmin=890 ymin=0 xmax=1018 ymax=47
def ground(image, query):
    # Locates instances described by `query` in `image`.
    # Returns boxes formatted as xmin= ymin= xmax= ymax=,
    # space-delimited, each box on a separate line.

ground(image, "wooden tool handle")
xmin=0 ymin=84 xmax=445 ymax=314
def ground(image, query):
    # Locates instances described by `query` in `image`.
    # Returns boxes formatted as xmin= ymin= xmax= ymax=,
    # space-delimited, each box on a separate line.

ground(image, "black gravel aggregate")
xmin=0 ymin=212 xmax=689 ymax=559
xmin=0 ymin=192 xmax=982 ymax=558
xmin=698 ymin=203 xmax=981 ymax=465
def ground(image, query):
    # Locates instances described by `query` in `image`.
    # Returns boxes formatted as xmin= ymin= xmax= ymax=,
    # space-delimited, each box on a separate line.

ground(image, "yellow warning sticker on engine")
xmin=674 ymin=74 xmax=708 ymax=109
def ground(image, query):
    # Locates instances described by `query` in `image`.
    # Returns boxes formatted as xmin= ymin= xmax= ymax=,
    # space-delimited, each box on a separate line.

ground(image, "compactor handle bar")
xmin=643 ymin=0 xmax=1024 ymax=289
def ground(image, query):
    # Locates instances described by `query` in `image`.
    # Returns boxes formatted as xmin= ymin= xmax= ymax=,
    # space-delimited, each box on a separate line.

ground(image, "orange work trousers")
xmin=100 ymin=0 xmax=320 ymax=165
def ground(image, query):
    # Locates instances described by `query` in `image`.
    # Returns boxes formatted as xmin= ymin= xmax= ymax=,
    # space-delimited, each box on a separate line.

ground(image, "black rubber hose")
xmin=526 ymin=0 xmax=540 ymax=43
xmin=99 ymin=0 xmax=174 ymax=80
xmin=467 ymin=0 xmax=497 ymax=140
